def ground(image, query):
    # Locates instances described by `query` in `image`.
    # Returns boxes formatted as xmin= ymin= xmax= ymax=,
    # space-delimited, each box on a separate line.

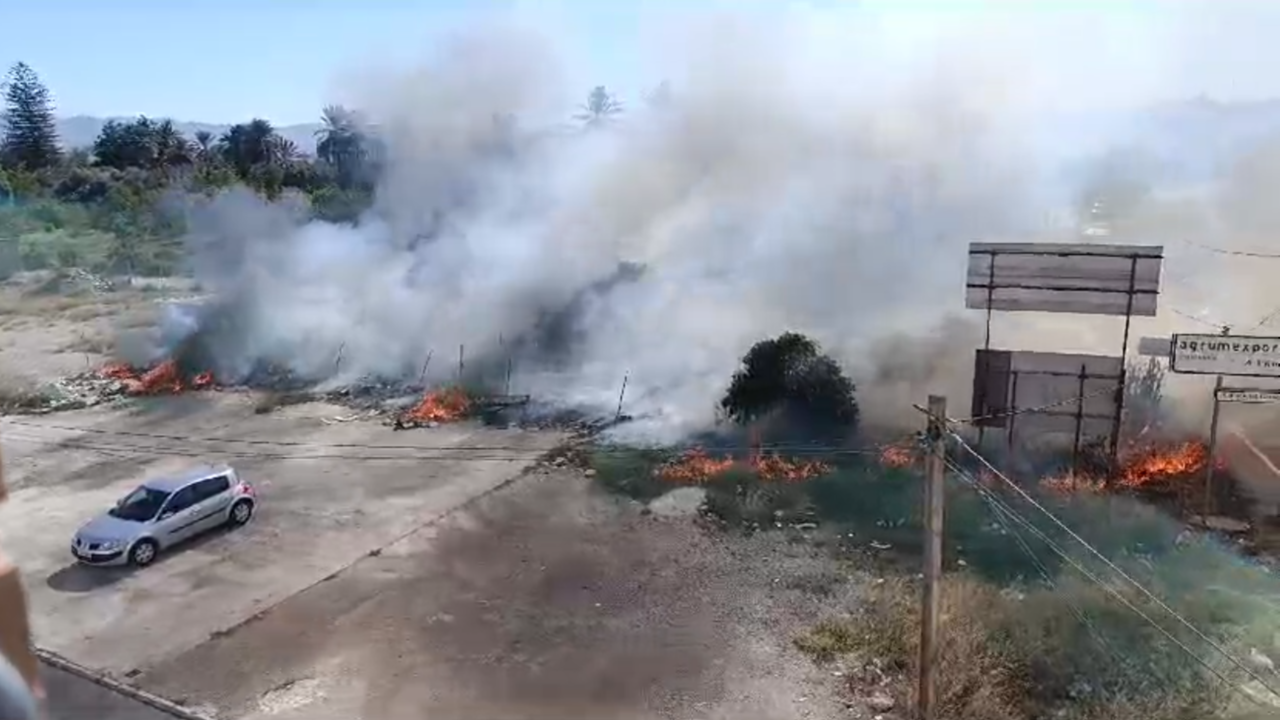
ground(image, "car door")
xmin=188 ymin=475 xmax=233 ymax=535
xmin=155 ymin=485 xmax=201 ymax=546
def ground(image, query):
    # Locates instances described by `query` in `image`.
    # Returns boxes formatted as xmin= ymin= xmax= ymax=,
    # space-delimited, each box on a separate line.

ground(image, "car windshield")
xmin=108 ymin=486 xmax=171 ymax=522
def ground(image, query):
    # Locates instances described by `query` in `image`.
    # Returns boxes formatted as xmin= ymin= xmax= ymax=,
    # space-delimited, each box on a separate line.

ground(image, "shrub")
xmin=796 ymin=571 xmax=1253 ymax=720
xmin=589 ymin=446 xmax=674 ymax=501
xmin=720 ymin=332 xmax=858 ymax=438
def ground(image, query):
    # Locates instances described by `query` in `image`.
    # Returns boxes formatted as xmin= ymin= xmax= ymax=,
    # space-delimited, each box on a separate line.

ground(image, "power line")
xmin=0 ymin=432 xmax=554 ymax=463
xmin=1182 ymin=239 xmax=1280 ymax=260
xmin=1168 ymin=306 xmax=1228 ymax=330
xmin=0 ymin=427 xmax=908 ymax=464
xmin=943 ymin=456 xmax=1257 ymax=704
xmin=948 ymin=386 xmax=1118 ymax=426
xmin=943 ymin=458 xmax=1129 ymax=674
xmin=0 ymin=418 xmax=898 ymax=456
xmin=946 ymin=430 xmax=1280 ymax=701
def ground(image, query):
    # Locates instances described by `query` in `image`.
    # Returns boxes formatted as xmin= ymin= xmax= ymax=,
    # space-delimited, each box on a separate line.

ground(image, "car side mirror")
xmin=158 ymin=511 xmax=174 ymax=521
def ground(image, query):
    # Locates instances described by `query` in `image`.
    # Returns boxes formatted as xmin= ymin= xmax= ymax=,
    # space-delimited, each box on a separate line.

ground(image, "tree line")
xmin=0 ymin=61 xmax=632 ymax=276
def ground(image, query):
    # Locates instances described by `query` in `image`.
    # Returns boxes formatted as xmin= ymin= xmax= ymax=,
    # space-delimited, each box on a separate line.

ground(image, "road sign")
xmin=1170 ymin=333 xmax=1280 ymax=377
xmin=1137 ymin=336 xmax=1171 ymax=357
xmin=1216 ymin=388 xmax=1280 ymax=404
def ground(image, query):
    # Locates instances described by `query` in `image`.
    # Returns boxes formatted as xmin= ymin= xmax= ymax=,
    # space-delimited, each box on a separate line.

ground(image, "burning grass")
xmin=654 ymin=446 xmax=833 ymax=484
xmin=590 ymin=440 xmax=919 ymax=532
xmin=1038 ymin=438 xmax=1237 ymax=520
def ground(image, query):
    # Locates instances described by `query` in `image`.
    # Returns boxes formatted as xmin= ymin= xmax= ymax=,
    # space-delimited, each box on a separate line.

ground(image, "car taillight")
xmin=239 ymin=482 xmax=254 ymax=496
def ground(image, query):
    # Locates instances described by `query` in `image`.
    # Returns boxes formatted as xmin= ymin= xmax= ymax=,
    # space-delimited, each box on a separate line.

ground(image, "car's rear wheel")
xmin=129 ymin=539 xmax=158 ymax=567
xmin=228 ymin=499 xmax=254 ymax=527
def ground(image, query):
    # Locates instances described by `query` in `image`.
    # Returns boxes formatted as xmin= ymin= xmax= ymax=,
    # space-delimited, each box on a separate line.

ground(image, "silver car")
xmin=72 ymin=465 xmax=256 ymax=567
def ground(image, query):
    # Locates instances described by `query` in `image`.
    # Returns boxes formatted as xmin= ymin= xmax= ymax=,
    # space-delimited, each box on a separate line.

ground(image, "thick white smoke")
xmin=168 ymin=3 xmax=1280 ymax=441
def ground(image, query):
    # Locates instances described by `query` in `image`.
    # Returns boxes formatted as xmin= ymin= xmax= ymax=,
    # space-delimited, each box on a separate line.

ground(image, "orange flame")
xmin=656 ymin=448 xmax=736 ymax=483
xmin=98 ymin=360 xmax=216 ymax=395
xmin=879 ymin=443 xmax=915 ymax=469
xmin=655 ymin=446 xmax=832 ymax=484
xmin=403 ymin=388 xmax=471 ymax=423
xmin=1117 ymin=441 xmax=1209 ymax=488
xmin=1038 ymin=439 xmax=1213 ymax=494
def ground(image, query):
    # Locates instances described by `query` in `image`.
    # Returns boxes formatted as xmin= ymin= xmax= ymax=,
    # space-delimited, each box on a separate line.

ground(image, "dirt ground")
xmin=0 ymin=275 xmax=176 ymax=386
xmin=0 ymin=282 xmax=860 ymax=720
xmin=135 ymin=468 xmax=855 ymax=720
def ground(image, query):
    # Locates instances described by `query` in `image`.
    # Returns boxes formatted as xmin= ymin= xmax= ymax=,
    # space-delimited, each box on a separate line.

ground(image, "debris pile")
xmin=396 ymin=387 xmax=472 ymax=427
xmin=99 ymin=360 xmax=216 ymax=395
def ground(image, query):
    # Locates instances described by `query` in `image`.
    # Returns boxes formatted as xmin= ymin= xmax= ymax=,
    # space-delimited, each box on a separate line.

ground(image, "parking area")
xmin=131 ymin=468 xmax=846 ymax=720
xmin=0 ymin=392 xmax=565 ymax=680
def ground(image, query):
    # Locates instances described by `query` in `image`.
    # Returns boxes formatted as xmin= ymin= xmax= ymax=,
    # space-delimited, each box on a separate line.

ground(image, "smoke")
xmin=163 ymin=2 xmax=1280 ymax=442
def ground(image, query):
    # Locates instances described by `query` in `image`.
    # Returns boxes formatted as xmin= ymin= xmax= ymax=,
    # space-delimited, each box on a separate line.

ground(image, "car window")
xmin=193 ymin=475 xmax=231 ymax=502
xmin=164 ymin=486 xmax=198 ymax=514
xmin=109 ymin=486 xmax=171 ymax=522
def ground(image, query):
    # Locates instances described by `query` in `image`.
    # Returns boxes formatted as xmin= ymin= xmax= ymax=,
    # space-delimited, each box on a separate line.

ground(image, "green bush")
xmin=589 ymin=446 xmax=675 ymax=501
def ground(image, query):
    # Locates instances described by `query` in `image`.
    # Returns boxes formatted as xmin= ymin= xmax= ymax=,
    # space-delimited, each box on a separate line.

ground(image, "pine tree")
xmin=1 ymin=62 xmax=62 ymax=171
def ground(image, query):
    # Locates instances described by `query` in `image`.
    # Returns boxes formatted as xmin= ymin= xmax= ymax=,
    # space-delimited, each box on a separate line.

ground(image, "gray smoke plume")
xmin=159 ymin=3 xmax=1280 ymax=442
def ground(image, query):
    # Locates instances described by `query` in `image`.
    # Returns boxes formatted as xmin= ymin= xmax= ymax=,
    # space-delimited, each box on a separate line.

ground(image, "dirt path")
xmin=135 ymin=468 xmax=855 ymax=720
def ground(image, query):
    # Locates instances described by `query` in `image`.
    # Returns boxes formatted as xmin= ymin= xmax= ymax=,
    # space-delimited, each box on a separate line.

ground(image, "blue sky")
xmin=1 ymin=0 xmax=665 ymax=124
xmin=5 ymin=0 xmax=1280 ymax=125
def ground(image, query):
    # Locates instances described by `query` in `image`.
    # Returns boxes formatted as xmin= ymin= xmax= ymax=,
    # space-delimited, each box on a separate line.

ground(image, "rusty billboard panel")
xmin=966 ymin=242 xmax=1163 ymax=317
xmin=971 ymin=349 xmax=1012 ymax=428
xmin=970 ymin=349 xmax=1123 ymax=449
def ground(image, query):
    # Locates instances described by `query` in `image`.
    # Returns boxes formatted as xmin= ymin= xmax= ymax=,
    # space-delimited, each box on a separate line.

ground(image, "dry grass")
xmin=0 ymin=373 xmax=52 ymax=413
xmin=59 ymin=333 xmax=114 ymax=355
xmin=796 ymin=574 xmax=1251 ymax=720
xmin=0 ymin=285 xmax=156 ymax=322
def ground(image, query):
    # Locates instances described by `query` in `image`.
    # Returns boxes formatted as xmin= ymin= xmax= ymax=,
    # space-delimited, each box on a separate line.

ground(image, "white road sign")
xmin=1170 ymin=334 xmax=1280 ymax=377
xmin=1216 ymin=388 xmax=1280 ymax=404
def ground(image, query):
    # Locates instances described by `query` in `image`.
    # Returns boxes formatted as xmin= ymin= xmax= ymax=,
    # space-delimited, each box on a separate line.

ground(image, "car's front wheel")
xmin=228 ymin=499 xmax=254 ymax=527
xmin=128 ymin=539 xmax=159 ymax=567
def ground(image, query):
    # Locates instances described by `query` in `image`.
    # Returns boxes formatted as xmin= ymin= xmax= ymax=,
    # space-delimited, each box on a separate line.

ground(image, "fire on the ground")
xmin=98 ymin=360 xmax=215 ymax=395
xmin=1041 ymin=440 xmax=1218 ymax=494
xmin=655 ymin=447 xmax=833 ymax=483
xmin=399 ymin=388 xmax=471 ymax=424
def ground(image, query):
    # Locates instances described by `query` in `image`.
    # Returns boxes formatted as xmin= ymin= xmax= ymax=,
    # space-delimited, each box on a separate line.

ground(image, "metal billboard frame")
xmin=971 ymin=349 xmax=1123 ymax=474
xmin=965 ymin=241 xmax=1164 ymax=461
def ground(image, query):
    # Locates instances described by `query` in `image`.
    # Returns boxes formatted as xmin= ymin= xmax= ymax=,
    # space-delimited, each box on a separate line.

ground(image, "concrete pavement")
xmin=41 ymin=663 xmax=187 ymax=720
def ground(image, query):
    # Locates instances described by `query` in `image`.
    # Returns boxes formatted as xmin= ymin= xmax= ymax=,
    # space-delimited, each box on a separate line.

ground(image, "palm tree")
xmin=266 ymin=135 xmax=300 ymax=166
xmin=153 ymin=120 xmax=193 ymax=170
xmin=217 ymin=118 xmax=277 ymax=179
xmin=315 ymin=105 xmax=365 ymax=188
xmin=573 ymin=86 xmax=623 ymax=128
xmin=192 ymin=130 xmax=214 ymax=161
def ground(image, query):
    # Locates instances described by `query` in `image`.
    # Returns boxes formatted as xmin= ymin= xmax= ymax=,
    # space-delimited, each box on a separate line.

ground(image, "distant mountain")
xmin=55 ymin=115 xmax=323 ymax=154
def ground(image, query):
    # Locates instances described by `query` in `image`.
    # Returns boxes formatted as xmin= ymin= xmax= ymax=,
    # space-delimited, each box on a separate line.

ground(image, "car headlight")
xmin=97 ymin=540 xmax=119 ymax=551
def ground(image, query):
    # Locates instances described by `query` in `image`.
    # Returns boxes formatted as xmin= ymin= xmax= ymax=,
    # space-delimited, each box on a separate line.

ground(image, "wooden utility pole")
xmin=1203 ymin=325 xmax=1230 ymax=516
xmin=919 ymin=395 xmax=947 ymax=720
